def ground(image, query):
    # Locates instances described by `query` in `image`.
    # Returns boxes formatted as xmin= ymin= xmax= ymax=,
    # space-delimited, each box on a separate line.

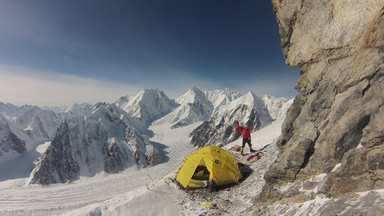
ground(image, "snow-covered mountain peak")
xmin=0 ymin=102 xmax=37 ymax=119
xmin=62 ymin=103 xmax=93 ymax=118
xmin=153 ymin=87 xmax=216 ymax=128
xmin=119 ymin=89 xmax=178 ymax=125
xmin=206 ymin=88 xmax=242 ymax=111
xmin=190 ymin=90 xmax=275 ymax=147
xmin=11 ymin=106 xmax=60 ymax=137
xmin=91 ymin=103 xmax=127 ymax=123
xmin=0 ymin=105 xmax=61 ymax=158
xmin=28 ymin=101 xmax=163 ymax=185
xmin=133 ymin=89 xmax=170 ymax=102
xmin=66 ymin=103 xmax=92 ymax=112
xmin=115 ymin=95 xmax=132 ymax=110
xmin=260 ymin=95 xmax=292 ymax=120
xmin=0 ymin=87 xmax=292 ymax=186
xmin=92 ymin=102 xmax=110 ymax=114
xmin=0 ymin=102 xmax=20 ymax=119
xmin=223 ymin=91 xmax=259 ymax=113
xmin=242 ymin=91 xmax=258 ymax=101
xmin=175 ymin=86 xmax=209 ymax=105
xmin=153 ymin=88 xmax=285 ymax=130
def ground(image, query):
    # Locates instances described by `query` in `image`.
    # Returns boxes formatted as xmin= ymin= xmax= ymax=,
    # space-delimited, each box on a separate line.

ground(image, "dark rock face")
xmin=190 ymin=108 xmax=265 ymax=148
xmin=190 ymin=120 xmax=218 ymax=148
xmin=258 ymin=0 xmax=384 ymax=206
xmin=104 ymin=140 xmax=129 ymax=174
xmin=28 ymin=104 xmax=162 ymax=185
xmin=0 ymin=106 xmax=61 ymax=161
xmin=6 ymin=133 xmax=27 ymax=154
xmin=0 ymin=114 xmax=26 ymax=156
xmin=189 ymin=93 xmax=291 ymax=148
xmin=190 ymin=100 xmax=273 ymax=147
xmin=28 ymin=121 xmax=80 ymax=185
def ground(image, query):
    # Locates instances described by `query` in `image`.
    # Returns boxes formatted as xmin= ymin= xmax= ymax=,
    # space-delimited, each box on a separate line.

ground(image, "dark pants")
xmin=242 ymin=138 xmax=251 ymax=148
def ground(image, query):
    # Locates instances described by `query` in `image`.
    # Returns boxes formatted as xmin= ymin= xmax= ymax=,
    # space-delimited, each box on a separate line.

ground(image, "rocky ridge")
xmin=0 ymin=105 xmax=61 ymax=163
xmin=0 ymin=87 xmax=290 ymax=185
xmin=190 ymin=92 xmax=289 ymax=147
xmin=11 ymin=107 xmax=61 ymax=146
xmin=153 ymin=87 xmax=243 ymax=129
xmin=0 ymin=114 xmax=26 ymax=160
xmin=255 ymin=0 xmax=384 ymax=213
xmin=28 ymin=103 xmax=162 ymax=185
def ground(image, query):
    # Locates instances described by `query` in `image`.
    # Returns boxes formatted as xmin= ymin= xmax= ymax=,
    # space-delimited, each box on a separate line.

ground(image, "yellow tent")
xmin=176 ymin=146 xmax=243 ymax=189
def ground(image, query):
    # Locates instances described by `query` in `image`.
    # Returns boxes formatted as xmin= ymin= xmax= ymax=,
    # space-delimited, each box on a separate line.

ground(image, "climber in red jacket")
xmin=236 ymin=121 xmax=256 ymax=155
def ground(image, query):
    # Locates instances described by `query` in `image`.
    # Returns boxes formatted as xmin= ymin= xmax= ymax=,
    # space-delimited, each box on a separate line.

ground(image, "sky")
xmin=0 ymin=0 xmax=300 ymax=107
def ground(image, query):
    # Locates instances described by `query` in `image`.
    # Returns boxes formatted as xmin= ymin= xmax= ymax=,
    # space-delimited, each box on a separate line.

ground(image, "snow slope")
xmin=0 ymin=114 xmax=284 ymax=215
xmin=0 ymin=89 xmax=288 ymax=215
xmin=61 ymin=114 xmax=286 ymax=216
xmin=0 ymin=121 xmax=199 ymax=215
xmin=1 ymin=110 xmax=383 ymax=215
xmin=61 ymin=113 xmax=384 ymax=216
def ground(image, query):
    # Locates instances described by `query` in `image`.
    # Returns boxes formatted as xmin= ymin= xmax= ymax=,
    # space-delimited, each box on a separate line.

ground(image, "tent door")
xmin=191 ymin=166 xmax=210 ymax=180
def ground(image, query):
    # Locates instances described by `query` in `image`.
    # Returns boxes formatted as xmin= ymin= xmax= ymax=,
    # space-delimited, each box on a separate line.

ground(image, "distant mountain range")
xmin=190 ymin=91 xmax=292 ymax=147
xmin=27 ymin=103 xmax=163 ymax=185
xmin=0 ymin=87 xmax=292 ymax=184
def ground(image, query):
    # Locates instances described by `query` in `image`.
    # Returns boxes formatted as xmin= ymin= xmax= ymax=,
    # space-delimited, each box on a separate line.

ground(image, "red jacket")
xmin=240 ymin=127 xmax=251 ymax=139
xmin=235 ymin=122 xmax=251 ymax=139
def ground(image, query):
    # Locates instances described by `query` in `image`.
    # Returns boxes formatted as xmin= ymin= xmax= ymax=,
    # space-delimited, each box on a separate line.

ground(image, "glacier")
xmin=0 ymin=87 xmax=296 ymax=215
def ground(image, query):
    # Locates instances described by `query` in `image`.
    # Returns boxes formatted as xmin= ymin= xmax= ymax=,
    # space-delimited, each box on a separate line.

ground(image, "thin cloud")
xmin=0 ymin=64 xmax=299 ymax=107
xmin=0 ymin=65 xmax=142 ymax=106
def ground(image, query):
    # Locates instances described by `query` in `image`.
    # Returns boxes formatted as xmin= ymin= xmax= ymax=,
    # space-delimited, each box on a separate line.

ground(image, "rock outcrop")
xmin=28 ymin=104 xmax=162 ymax=185
xmin=0 ymin=114 xmax=26 ymax=159
xmin=190 ymin=92 xmax=278 ymax=147
xmin=257 ymin=0 xmax=384 ymax=210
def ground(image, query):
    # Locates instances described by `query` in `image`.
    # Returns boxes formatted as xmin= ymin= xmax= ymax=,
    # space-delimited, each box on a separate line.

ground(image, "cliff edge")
xmin=257 ymin=0 xmax=384 ymax=211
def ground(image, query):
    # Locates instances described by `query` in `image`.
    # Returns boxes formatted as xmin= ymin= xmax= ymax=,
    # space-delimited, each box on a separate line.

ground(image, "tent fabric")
xmin=176 ymin=146 xmax=243 ymax=188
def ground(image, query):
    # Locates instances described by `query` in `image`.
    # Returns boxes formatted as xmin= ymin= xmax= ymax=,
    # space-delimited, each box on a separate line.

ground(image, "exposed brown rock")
xmin=257 ymin=0 xmax=384 ymax=207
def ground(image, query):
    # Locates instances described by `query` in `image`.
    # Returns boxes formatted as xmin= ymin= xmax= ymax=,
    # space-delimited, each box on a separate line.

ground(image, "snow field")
xmin=68 ymin=117 xmax=284 ymax=216
xmin=0 ymin=94 xmax=289 ymax=215
xmin=0 ymin=122 xmax=199 ymax=215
